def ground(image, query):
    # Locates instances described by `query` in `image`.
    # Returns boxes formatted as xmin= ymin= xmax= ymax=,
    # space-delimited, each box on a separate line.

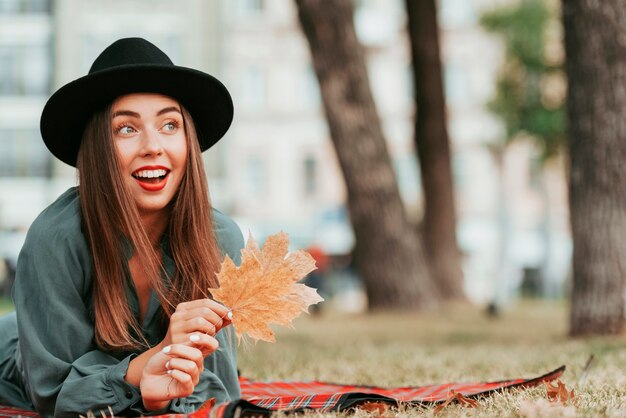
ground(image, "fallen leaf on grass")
xmin=545 ymin=380 xmax=577 ymax=405
xmin=209 ymin=232 xmax=324 ymax=343
xmin=434 ymin=390 xmax=479 ymax=413
xmin=359 ymin=401 xmax=390 ymax=416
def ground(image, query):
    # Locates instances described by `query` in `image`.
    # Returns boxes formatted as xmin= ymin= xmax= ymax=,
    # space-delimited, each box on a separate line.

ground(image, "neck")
xmin=138 ymin=208 xmax=169 ymax=247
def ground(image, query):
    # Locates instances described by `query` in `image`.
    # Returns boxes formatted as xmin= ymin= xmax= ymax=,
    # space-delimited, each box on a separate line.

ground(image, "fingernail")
xmin=167 ymin=369 xmax=172 ymax=375
xmin=227 ymin=311 xmax=233 ymax=320
xmin=189 ymin=334 xmax=200 ymax=342
xmin=165 ymin=361 xmax=170 ymax=369
xmin=162 ymin=345 xmax=171 ymax=353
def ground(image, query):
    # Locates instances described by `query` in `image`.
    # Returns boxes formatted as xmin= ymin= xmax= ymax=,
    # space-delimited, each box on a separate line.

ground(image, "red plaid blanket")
xmin=0 ymin=366 xmax=565 ymax=417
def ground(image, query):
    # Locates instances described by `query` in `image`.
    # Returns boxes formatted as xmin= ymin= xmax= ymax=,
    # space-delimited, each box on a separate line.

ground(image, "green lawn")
xmin=3 ymin=297 xmax=624 ymax=416
xmin=238 ymin=300 xmax=626 ymax=417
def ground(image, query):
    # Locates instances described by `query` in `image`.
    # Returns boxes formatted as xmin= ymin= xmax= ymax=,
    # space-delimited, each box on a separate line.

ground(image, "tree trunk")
xmin=295 ymin=0 xmax=440 ymax=310
xmin=405 ymin=0 xmax=465 ymax=300
xmin=563 ymin=0 xmax=626 ymax=335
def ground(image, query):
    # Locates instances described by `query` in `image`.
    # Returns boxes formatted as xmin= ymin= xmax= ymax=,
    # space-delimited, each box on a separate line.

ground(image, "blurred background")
xmin=0 ymin=0 xmax=570 ymax=311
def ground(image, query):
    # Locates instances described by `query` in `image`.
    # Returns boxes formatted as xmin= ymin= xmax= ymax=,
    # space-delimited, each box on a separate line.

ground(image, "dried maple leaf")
xmin=359 ymin=401 xmax=390 ymax=415
xmin=434 ymin=390 xmax=479 ymax=414
xmin=545 ymin=380 xmax=577 ymax=405
xmin=209 ymin=232 xmax=324 ymax=343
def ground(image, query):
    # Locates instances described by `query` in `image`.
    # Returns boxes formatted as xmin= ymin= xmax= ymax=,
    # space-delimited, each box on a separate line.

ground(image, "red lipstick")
xmin=132 ymin=165 xmax=170 ymax=192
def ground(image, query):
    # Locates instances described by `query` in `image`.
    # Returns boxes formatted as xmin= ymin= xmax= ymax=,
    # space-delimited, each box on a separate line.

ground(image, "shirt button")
xmin=125 ymin=391 xmax=133 ymax=399
xmin=175 ymin=400 xmax=181 ymax=406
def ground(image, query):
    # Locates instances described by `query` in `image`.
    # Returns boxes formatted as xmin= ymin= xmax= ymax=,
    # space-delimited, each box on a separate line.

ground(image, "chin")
xmin=136 ymin=197 xmax=174 ymax=214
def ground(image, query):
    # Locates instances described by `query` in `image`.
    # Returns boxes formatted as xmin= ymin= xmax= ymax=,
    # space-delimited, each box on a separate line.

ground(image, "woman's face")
xmin=111 ymin=93 xmax=188 ymax=217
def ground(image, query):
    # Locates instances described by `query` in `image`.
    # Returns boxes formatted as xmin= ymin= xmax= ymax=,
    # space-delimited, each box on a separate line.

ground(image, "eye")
xmin=114 ymin=124 xmax=137 ymax=135
xmin=162 ymin=121 xmax=180 ymax=133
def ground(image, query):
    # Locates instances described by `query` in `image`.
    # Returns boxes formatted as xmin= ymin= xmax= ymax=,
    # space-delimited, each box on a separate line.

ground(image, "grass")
xmin=237 ymin=300 xmax=626 ymax=417
xmin=2 ymin=297 xmax=624 ymax=416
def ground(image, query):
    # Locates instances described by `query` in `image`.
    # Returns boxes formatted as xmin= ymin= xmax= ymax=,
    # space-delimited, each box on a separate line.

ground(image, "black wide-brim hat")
xmin=40 ymin=37 xmax=233 ymax=167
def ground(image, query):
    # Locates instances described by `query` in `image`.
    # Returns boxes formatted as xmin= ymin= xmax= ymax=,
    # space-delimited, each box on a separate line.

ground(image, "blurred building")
xmin=437 ymin=0 xmax=571 ymax=301
xmin=223 ymin=0 xmax=571 ymax=302
xmin=0 ymin=0 xmax=53 ymax=230
xmin=220 ymin=0 xmax=353 ymax=252
xmin=0 ymin=0 xmax=571 ymax=303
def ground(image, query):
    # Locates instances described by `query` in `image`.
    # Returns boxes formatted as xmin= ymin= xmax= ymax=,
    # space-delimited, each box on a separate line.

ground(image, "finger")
xmin=188 ymin=333 xmax=219 ymax=357
xmin=203 ymin=299 xmax=233 ymax=328
xmin=176 ymin=298 xmax=231 ymax=317
xmin=167 ymin=369 xmax=194 ymax=396
xmin=196 ymin=299 xmax=231 ymax=323
xmin=162 ymin=344 xmax=203 ymax=366
xmin=170 ymin=315 xmax=216 ymax=339
xmin=223 ymin=310 xmax=233 ymax=327
xmin=180 ymin=305 xmax=232 ymax=333
xmin=166 ymin=358 xmax=200 ymax=385
xmin=174 ymin=298 xmax=212 ymax=312
xmin=163 ymin=342 xmax=206 ymax=373
xmin=205 ymin=298 xmax=231 ymax=318
xmin=181 ymin=310 xmax=222 ymax=334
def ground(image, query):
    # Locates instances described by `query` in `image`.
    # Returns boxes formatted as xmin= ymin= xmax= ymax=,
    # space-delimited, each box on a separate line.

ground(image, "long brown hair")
xmin=77 ymin=102 xmax=222 ymax=351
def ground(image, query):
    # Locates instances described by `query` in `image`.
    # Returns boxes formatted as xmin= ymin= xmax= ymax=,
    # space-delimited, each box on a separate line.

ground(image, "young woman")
xmin=0 ymin=37 xmax=244 ymax=416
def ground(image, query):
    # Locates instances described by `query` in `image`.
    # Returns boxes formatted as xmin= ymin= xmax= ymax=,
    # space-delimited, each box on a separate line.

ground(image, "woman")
xmin=0 ymin=38 xmax=244 ymax=416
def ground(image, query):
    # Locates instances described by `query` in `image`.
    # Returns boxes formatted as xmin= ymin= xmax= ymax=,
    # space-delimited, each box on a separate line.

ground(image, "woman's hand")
xmin=140 ymin=341 xmax=216 ymax=411
xmin=162 ymin=299 xmax=232 ymax=357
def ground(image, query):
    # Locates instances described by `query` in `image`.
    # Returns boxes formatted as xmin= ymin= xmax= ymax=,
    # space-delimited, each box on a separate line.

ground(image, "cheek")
xmin=114 ymin=141 xmax=133 ymax=172
xmin=173 ymin=136 xmax=189 ymax=169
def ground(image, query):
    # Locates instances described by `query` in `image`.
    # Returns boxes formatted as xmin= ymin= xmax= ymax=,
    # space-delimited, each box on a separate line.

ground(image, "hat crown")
xmin=89 ymin=37 xmax=173 ymax=74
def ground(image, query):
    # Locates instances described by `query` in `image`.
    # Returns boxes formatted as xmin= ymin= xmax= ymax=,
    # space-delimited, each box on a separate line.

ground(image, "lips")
xmin=131 ymin=165 xmax=171 ymax=192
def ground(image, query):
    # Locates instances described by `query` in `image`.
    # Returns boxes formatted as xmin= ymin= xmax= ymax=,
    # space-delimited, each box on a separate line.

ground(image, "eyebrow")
xmin=156 ymin=106 xmax=182 ymax=116
xmin=112 ymin=106 xmax=181 ymax=119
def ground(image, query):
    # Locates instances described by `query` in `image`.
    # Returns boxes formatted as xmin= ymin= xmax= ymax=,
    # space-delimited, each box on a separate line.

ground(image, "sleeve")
xmin=12 ymin=220 xmax=147 ymax=417
xmin=168 ymin=210 xmax=244 ymax=413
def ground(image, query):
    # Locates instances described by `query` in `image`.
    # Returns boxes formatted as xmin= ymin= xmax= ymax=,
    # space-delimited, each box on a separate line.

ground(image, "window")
xmin=0 ymin=44 xmax=51 ymax=96
xmin=303 ymin=156 xmax=316 ymax=196
xmin=0 ymin=0 xmax=19 ymax=13
xmin=235 ymin=0 xmax=265 ymax=16
xmin=0 ymin=0 xmax=51 ymax=14
xmin=0 ymin=47 xmax=20 ymax=95
xmin=241 ymin=65 xmax=266 ymax=110
xmin=0 ymin=129 xmax=51 ymax=176
xmin=23 ymin=0 xmax=49 ymax=12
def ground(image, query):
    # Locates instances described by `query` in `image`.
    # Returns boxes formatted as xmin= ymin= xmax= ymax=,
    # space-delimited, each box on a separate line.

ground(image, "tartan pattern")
xmin=0 ymin=366 xmax=565 ymax=417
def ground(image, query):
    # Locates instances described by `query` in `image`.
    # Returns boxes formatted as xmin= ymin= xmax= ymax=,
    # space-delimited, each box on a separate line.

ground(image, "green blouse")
xmin=3 ymin=187 xmax=244 ymax=417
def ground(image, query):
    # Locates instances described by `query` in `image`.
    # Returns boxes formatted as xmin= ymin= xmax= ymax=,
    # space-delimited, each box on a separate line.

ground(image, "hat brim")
xmin=40 ymin=64 xmax=233 ymax=167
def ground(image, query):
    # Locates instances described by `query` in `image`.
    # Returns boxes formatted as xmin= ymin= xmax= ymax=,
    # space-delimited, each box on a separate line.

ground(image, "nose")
xmin=140 ymin=129 xmax=163 ymax=157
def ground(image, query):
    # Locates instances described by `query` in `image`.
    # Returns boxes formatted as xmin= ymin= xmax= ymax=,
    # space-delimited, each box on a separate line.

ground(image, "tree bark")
xmin=295 ymin=0 xmax=440 ymax=309
xmin=405 ymin=0 xmax=465 ymax=300
xmin=563 ymin=0 xmax=626 ymax=335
